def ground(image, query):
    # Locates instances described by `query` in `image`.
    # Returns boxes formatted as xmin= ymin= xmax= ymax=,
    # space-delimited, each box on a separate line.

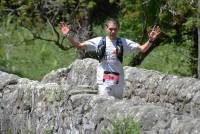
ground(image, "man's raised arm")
xmin=138 ymin=26 xmax=161 ymax=53
xmin=60 ymin=22 xmax=86 ymax=49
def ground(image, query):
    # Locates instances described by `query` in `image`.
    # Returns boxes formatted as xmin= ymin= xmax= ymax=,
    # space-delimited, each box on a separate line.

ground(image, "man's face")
xmin=105 ymin=22 xmax=118 ymax=40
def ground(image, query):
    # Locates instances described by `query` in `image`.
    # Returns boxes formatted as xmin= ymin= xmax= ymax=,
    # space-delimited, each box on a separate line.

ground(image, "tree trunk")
xmin=198 ymin=29 xmax=200 ymax=78
xmin=79 ymin=7 xmax=91 ymax=41
xmin=77 ymin=1 xmax=92 ymax=59
xmin=198 ymin=0 xmax=200 ymax=78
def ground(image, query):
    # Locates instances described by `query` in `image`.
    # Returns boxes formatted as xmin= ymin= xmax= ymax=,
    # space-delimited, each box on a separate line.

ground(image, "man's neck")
xmin=108 ymin=36 xmax=117 ymax=40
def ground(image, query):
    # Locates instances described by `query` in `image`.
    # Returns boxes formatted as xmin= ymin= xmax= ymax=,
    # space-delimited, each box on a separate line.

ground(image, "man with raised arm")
xmin=60 ymin=18 xmax=160 ymax=99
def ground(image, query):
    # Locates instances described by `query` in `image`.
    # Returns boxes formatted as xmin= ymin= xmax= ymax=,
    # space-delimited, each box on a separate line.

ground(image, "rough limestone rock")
xmin=1 ymin=58 xmax=200 ymax=134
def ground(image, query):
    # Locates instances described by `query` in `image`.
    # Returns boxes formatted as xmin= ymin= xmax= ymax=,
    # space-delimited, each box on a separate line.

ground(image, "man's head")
xmin=104 ymin=18 xmax=119 ymax=40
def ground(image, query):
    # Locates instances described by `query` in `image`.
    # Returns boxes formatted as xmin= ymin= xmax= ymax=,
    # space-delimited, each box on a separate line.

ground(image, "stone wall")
xmin=1 ymin=58 xmax=200 ymax=134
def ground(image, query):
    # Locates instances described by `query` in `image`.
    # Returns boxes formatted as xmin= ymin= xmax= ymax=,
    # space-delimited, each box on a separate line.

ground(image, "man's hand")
xmin=59 ymin=22 xmax=84 ymax=49
xmin=148 ymin=26 xmax=161 ymax=42
xmin=60 ymin=22 xmax=70 ymax=36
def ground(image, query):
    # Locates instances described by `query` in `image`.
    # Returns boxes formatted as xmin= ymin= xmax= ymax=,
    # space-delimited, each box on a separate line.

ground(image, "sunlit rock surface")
xmin=1 ymin=58 xmax=200 ymax=134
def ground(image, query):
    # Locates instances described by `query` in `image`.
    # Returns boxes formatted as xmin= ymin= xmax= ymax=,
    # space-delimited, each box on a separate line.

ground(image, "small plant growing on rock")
xmin=103 ymin=116 xmax=141 ymax=134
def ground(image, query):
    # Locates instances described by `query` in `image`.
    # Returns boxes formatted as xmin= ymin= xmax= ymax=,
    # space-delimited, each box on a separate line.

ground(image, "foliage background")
xmin=0 ymin=0 xmax=199 ymax=80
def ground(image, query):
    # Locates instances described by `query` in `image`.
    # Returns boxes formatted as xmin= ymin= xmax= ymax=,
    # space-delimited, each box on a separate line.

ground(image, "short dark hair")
xmin=104 ymin=18 xmax=120 ymax=29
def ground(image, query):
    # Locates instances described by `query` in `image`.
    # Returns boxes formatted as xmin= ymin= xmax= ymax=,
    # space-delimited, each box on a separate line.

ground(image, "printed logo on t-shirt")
xmin=106 ymin=51 xmax=118 ymax=61
xmin=112 ymin=50 xmax=117 ymax=56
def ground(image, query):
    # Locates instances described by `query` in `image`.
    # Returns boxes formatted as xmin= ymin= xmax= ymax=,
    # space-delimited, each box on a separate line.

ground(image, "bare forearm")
xmin=139 ymin=40 xmax=153 ymax=53
xmin=66 ymin=36 xmax=85 ymax=49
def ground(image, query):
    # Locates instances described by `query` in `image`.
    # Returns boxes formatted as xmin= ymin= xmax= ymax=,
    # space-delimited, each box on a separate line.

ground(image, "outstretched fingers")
xmin=148 ymin=25 xmax=161 ymax=41
xmin=152 ymin=25 xmax=159 ymax=31
xmin=155 ymin=26 xmax=161 ymax=36
xmin=60 ymin=21 xmax=70 ymax=35
xmin=151 ymin=26 xmax=160 ymax=36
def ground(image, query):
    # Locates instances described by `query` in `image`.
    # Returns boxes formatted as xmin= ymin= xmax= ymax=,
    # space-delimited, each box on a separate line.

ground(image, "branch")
xmin=32 ymin=34 xmax=72 ymax=51
xmin=160 ymin=6 xmax=181 ymax=16
xmin=20 ymin=25 xmax=73 ymax=51
xmin=178 ymin=48 xmax=198 ymax=61
xmin=46 ymin=18 xmax=60 ymax=42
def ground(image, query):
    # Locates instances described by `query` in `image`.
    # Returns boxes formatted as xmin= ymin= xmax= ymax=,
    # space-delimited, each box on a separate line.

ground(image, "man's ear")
xmin=104 ymin=26 xmax=107 ymax=30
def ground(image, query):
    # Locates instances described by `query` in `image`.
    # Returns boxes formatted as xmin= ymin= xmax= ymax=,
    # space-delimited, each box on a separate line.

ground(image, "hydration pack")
xmin=97 ymin=37 xmax=123 ymax=63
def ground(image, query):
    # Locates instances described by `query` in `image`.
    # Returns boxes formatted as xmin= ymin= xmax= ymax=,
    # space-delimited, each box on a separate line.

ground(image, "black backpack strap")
xmin=97 ymin=37 xmax=106 ymax=62
xmin=116 ymin=38 xmax=123 ymax=63
xmin=97 ymin=37 xmax=123 ymax=63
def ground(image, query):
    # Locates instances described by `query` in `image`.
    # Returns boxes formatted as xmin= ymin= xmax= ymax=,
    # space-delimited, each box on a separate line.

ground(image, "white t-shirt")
xmin=84 ymin=36 xmax=140 ymax=88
